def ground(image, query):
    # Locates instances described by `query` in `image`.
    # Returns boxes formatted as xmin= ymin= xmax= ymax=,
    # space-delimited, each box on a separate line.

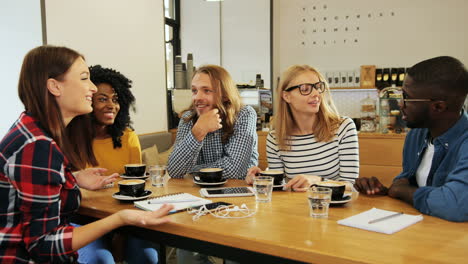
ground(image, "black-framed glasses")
xmin=285 ymin=81 xmax=326 ymax=95
xmin=400 ymin=91 xmax=442 ymax=107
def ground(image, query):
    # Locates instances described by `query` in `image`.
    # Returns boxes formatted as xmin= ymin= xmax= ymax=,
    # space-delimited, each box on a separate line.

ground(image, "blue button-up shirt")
xmin=395 ymin=110 xmax=468 ymax=222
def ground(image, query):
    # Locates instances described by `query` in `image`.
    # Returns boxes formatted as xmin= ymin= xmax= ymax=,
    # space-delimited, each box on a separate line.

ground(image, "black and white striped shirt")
xmin=267 ymin=117 xmax=359 ymax=183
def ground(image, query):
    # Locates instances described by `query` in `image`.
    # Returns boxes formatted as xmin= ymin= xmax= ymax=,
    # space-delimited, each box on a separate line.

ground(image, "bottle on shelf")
xmin=186 ymin=53 xmax=194 ymax=90
xmin=174 ymin=55 xmax=186 ymax=89
xmin=390 ymin=68 xmax=399 ymax=87
xmin=380 ymin=99 xmax=390 ymax=133
xmin=375 ymin=68 xmax=383 ymax=89
xmin=255 ymin=74 xmax=262 ymax=88
xmin=382 ymin=68 xmax=390 ymax=88
xmin=360 ymin=95 xmax=377 ymax=132
xmin=397 ymin=68 xmax=406 ymax=86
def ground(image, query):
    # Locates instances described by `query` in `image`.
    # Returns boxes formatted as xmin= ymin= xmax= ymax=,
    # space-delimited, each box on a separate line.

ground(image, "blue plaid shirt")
xmin=168 ymin=106 xmax=258 ymax=179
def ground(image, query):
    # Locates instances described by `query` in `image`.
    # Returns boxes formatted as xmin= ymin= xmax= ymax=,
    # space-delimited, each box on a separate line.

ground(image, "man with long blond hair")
xmin=168 ymin=65 xmax=258 ymax=179
xmin=247 ymin=65 xmax=359 ymax=190
xmin=168 ymin=65 xmax=258 ymax=264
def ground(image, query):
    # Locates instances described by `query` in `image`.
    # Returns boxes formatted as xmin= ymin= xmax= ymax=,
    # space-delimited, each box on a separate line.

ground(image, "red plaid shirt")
xmin=0 ymin=112 xmax=79 ymax=263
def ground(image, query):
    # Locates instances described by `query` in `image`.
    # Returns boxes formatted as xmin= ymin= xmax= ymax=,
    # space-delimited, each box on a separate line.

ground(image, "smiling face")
xmin=92 ymin=83 xmax=120 ymax=126
xmin=282 ymin=71 xmax=322 ymax=116
xmin=191 ymin=72 xmax=217 ymax=116
xmin=53 ymin=57 xmax=97 ymax=124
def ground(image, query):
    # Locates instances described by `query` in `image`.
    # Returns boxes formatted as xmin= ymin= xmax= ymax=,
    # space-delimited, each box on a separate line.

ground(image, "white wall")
xmin=221 ymin=0 xmax=271 ymax=88
xmin=181 ymin=0 xmax=221 ymax=66
xmin=180 ymin=0 xmax=271 ymax=87
xmin=274 ymin=0 xmax=468 ymax=117
xmin=45 ymin=0 xmax=167 ymax=134
xmin=275 ymin=0 xmax=468 ymax=74
xmin=0 ymin=1 xmax=42 ymax=136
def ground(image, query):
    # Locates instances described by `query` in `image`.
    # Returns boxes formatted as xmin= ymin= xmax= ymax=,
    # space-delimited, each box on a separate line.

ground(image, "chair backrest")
xmin=138 ymin=132 xmax=172 ymax=153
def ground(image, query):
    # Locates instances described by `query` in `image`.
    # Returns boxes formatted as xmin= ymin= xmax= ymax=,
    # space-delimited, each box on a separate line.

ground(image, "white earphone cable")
xmin=188 ymin=204 xmax=256 ymax=221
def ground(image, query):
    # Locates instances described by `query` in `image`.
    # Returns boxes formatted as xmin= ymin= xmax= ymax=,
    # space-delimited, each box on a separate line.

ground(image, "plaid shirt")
xmin=168 ymin=106 xmax=258 ymax=179
xmin=0 ymin=112 xmax=78 ymax=263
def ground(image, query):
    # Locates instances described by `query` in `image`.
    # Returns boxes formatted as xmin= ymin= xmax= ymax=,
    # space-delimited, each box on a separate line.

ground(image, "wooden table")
xmin=77 ymin=178 xmax=468 ymax=264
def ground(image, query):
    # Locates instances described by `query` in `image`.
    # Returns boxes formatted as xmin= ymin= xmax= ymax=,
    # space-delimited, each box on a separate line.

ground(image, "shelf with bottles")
xmin=376 ymin=68 xmax=407 ymax=90
xmin=329 ymin=86 xmax=378 ymax=90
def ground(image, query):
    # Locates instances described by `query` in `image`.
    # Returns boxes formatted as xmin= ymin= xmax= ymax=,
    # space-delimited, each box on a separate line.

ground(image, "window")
xmin=164 ymin=0 xmax=180 ymax=89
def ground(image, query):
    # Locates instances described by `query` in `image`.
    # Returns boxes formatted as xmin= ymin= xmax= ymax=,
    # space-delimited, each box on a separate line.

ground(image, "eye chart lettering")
xmin=296 ymin=1 xmax=396 ymax=47
xmin=278 ymin=0 xmax=467 ymax=71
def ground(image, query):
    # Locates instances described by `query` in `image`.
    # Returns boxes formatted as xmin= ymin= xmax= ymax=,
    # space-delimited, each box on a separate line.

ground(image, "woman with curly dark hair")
xmin=88 ymin=65 xmax=159 ymax=263
xmin=89 ymin=65 xmax=141 ymax=174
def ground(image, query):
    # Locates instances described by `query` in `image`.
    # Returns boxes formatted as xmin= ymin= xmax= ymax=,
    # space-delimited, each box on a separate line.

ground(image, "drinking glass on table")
xmin=253 ymin=176 xmax=274 ymax=203
xmin=308 ymin=186 xmax=332 ymax=218
xmin=149 ymin=165 xmax=167 ymax=187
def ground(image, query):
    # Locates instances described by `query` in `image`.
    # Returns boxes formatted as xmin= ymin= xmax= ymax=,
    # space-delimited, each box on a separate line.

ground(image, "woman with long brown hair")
xmin=246 ymin=65 xmax=359 ymax=190
xmin=0 ymin=45 xmax=173 ymax=263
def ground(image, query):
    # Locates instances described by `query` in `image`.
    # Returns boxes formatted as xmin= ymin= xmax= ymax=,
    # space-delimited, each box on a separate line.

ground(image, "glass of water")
xmin=149 ymin=165 xmax=167 ymax=187
xmin=253 ymin=176 xmax=274 ymax=203
xmin=308 ymin=186 xmax=332 ymax=218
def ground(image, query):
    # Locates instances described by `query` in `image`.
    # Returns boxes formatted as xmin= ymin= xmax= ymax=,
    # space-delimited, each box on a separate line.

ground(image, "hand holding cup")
xmin=246 ymin=166 xmax=262 ymax=185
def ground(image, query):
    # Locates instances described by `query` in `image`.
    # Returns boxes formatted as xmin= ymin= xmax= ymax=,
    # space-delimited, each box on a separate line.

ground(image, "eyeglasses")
xmin=400 ymin=91 xmax=442 ymax=107
xmin=285 ymin=81 xmax=326 ymax=95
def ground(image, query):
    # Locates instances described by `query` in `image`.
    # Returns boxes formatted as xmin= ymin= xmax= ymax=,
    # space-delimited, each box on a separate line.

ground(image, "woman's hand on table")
xmin=246 ymin=166 xmax=262 ymax=184
xmin=74 ymin=168 xmax=119 ymax=191
xmin=117 ymin=204 xmax=174 ymax=227
xmin=284 ymin=175 xmax=313 ymax=192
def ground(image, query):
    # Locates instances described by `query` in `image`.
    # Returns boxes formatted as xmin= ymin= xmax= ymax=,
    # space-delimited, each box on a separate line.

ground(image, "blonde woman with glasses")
xmin=246 ymin=65 xmax=359 ymax=190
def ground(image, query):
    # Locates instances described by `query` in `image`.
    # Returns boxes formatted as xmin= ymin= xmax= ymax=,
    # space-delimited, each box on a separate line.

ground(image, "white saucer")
xmin=193 ymin=178 xmax=227 ymax=187
xmin=112 ymin=190 xmax=152 ymax=201
xmin=330 ymin=195 xmax=352 ymax=205
xmin=120 ymin=174 xmax=149 ymax=180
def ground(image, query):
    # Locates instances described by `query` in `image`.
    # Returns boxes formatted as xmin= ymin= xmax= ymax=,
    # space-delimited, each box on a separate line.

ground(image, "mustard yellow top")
xmin=92 ymin=128 xmax=142 ymax=174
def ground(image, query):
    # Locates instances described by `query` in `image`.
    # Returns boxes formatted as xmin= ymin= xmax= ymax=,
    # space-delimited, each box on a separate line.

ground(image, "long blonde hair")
xmin=275 ymin=65 xmax=341 ymax=150
xmin=182 ymin=65 xmax=242 ymax=143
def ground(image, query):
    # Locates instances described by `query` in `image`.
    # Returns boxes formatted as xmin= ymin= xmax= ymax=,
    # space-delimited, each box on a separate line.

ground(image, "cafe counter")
xmin=357 ymin=132 xmax=405 ymax=185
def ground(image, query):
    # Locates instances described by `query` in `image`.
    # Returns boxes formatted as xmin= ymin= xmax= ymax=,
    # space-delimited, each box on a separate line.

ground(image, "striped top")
xmin=267 ymin=117 xmax=359 ymax=183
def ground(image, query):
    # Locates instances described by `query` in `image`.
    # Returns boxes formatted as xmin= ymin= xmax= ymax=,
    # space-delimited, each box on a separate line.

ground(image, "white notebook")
xmin=337 ymin=208 xmax=424 ymax=234
xmin=134 ymin=192 xmax=212 ymax=212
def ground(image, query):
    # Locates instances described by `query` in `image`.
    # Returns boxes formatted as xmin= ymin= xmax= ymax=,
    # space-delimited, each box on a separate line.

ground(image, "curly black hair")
xmin=89 ymin=65 xmax=136 ymax=149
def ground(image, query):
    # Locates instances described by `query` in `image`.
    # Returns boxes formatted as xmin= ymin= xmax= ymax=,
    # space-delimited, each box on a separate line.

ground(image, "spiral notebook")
xmin=134 ymin=192 xmax=212 ymax=213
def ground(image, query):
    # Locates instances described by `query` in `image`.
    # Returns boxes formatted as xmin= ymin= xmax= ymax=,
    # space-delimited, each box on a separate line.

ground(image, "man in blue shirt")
xmin=355 ymin=56 xmax=468 ymax=222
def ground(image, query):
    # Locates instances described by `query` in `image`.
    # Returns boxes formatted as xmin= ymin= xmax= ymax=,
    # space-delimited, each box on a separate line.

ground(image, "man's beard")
xmin=405 ymin=108 xmax=431 ymax=129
